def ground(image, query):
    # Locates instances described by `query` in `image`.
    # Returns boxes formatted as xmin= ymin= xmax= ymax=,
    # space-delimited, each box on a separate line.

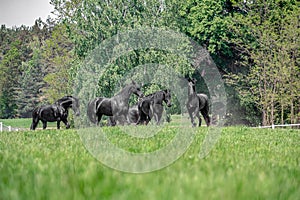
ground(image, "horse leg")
xmin=57 ymin=120 xmax=61 ymax=129
xmin=124 ymin=114 xmax=130 ymax=125
xmin=30 ymin=118 xmax=39 ymax=130
xmin=188 ymin=110 xmax=196 ymax=127
xmin=156 ymin=106 xmax=164 ymax=125
xmin=154 ymin=113 xmax=159 ymax=125
xmin=30 ymin=117 xmax=38 ymax=130
xmin=62 ymin=118 xmax=70 ymax=129
xmin=42 ymin=120 xmax=47 ymax=130
xmin=108 ymin=117 xmax=116 ymax=126
xmin=196 ymin=111 xmax=202 ymax=127
xmin=201 ymin=107 xmax=210 ymax=127
xmin=97 ymin=114 xmax=103 ymax=126
xmin=153 ymin=108 xmax=162 ymax=125
xmin=116 ymin=115 xmax=126 ymax=125
xmin=136 ymin=109 xmax=144 ymax=125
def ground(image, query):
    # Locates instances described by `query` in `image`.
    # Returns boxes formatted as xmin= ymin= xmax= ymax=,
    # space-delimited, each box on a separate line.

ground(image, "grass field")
xmin=0 ymin=118 xmax=57 ymax=129
xmin=0 ymin=119 xmax=299 ymax=199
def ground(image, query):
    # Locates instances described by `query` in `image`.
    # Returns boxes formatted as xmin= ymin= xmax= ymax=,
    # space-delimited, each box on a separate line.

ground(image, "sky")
xmin=0 ymin=0 xmax=55 ymax=28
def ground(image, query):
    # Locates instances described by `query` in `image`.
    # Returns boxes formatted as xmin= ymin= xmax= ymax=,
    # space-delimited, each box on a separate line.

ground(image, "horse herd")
xmin=30 ymin=78 xmax=210 ymax=130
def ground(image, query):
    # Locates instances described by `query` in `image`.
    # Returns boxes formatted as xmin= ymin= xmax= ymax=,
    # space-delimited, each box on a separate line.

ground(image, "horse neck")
xmin=188 ymin=84 xmax=196 ymax=97
xmin=58 ymin=99 xmax=73 ymax=110
xmin=116 ymin=85 xmax=132 ymax=102
xmin=154 ymin=91 xmax=164 ymax=104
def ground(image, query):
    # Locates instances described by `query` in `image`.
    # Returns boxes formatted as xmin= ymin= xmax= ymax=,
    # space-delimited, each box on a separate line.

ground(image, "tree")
xmin=42 ymin=24 xmax=76 ymax=103
xmin=51 ymin=0 xmax=195 ymax=114
xmin=0 ymin=17 xmax=58 ymax=118
xmin=0 ymin=40 xmax=22 ymax=118
xmin=227 ymin=0 xmax=300 ymax=125
xmin=15 ymin=37 xmax=46 ymax=117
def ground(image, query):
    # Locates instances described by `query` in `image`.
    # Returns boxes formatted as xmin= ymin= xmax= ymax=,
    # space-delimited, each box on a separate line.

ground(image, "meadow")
xmin=0 ymin=118 xmax=299 ymax=200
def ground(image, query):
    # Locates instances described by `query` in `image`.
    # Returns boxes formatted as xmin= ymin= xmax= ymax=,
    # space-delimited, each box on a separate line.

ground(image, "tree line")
xmin=0 ymin=0 xmax=299 ymax=126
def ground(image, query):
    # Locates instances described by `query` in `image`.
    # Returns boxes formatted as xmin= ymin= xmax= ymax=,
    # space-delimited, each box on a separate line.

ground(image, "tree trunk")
xmin=271 ymin=95 xmax=274 ymax=125
xmin=290 ymin=99 xmax=294 ymax=124
xmin=262 ymin=109 xmax=267 ymax=126
xmin=281 ymin=104 xmax=284 ymax=125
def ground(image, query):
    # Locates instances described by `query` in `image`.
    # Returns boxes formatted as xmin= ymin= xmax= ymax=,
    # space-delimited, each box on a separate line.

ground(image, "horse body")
xmin=128 ymin=105 xmax=140 ymax=124
xmin=186 ymin=78 xmax=210 ymax=127
xmin=87 ymin=81 xmax=143 ymax=125
xmin=137 ymin=89 xmax=172 ymax=125
xmin=30 ymin=96 xmax=80 ymax=130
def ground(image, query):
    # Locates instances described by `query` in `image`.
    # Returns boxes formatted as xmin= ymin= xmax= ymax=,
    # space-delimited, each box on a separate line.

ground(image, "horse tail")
xmin=87 ymin=98 xmax=99 ymax=124
xmin=196 ymin=93 xmax=208 ymax=110
xmin=30 ymin=107 xmax=40 ymax=130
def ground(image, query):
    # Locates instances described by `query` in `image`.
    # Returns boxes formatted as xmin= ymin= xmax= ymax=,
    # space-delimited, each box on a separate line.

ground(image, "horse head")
xmin=71 ymin=96 xmax=80 ymax=116
xmin=187 ymin=78 xmax=197 ymax=94
xmin=163 ymin=89 xmax=172 ymax=107
xmin=57 ymin=96 xmax=80 ymax=116
xmin=188 ymin=77 xmax=197 ymax=84
xmin=130 ymin=81 xmax=144 ymax=98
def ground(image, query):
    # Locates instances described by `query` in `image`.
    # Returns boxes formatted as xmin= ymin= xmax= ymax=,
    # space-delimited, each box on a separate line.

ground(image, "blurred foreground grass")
xmin=0 ymin=125 xmax=299 ymax=199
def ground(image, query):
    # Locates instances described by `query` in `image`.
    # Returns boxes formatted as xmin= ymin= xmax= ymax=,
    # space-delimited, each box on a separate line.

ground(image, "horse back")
xmin=128 ymin=105 xmax=139 ymax=123
xmin=35 ymin=105 xmax=62 ymax=122
xmin=87 ymin=98 xmax=101 ymax=123
xmin=197 ymin=94 xmax=209 ymax=110
xmin=96 ymin=97 xmax=113 ymax=116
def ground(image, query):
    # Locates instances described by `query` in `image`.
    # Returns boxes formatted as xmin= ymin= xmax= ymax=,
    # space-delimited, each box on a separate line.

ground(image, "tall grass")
xmin=0 ymin=126 xmax=299 ymax=199
xmin=0 ymin=118 xmax=65 ymax=129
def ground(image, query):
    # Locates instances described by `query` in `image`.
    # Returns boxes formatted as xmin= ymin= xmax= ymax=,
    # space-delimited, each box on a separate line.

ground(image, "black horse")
xmin=186 ymin=78 xmax=210 ymax=127
xmin=136 ymin=89 xmax=172 ymax=125
xmin=87 ymin=81 xmax=143 ymax=125
xmin=127 ymin=104 xmax=140 ymax=124
xmin=30 ymin=96 xmax=80 ymax=130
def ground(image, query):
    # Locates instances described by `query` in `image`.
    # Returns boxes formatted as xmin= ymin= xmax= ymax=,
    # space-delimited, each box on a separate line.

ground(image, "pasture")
xmin=0 ymin=120 xmax=299 ymax=199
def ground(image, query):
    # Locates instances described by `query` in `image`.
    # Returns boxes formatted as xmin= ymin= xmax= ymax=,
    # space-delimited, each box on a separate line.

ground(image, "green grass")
xmin=0 ymin=118 xmax=65 ymax=129
xmin=0 ymin=126 xmax=299 ymax=200
xmin=0 ymin=118 xmax=32 ymax=128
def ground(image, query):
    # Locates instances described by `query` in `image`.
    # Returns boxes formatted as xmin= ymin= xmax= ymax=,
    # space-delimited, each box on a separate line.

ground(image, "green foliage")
xmin=0 ymin=21 xmax=54 ymax=118
xmin=178 ymin=0 xmax=244 ymax=67
xmin=0 ymin=126 xmax=299 ymax=199
xmin=227 ymin=0 xmax=300 ymax=125
xmin=0 ymin=40 xmax=22 ymax=118
xmin=0 ymin=19 xmax=76 ymax=118
xmin=42 ymin=24 xmax=77 ymax=103
xmin=0 ymin=0 xmax=299 ymax=125
xmin=51 ymin=0 xmax=196 ymax=114
xmin=52 ymin=0 xmax=180 ymax=58
xmin=16 ymin=37 xmax=46 ymax=117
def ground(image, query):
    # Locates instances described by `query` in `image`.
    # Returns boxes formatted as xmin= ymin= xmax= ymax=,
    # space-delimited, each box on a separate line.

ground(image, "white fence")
xmin=0 ymin=122 xmax=20 ymax=132
xmin=258 ymin=123 xmax=300 ymax=129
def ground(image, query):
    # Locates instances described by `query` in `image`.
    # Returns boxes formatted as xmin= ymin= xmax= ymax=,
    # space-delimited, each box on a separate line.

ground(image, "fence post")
xmin=271 ymin=124 xmax=275 ymax=129
xmin=8 ymin=126 xmax=11 ymax=131
xmin=0 ymin=122 xmax=2 ymax=132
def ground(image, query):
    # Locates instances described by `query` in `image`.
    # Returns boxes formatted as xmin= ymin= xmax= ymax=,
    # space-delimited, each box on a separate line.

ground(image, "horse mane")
xmin=56 ymin=96 xmax=76 ymax=104
xmin=145 ymin=90 xmax=164 ymax=98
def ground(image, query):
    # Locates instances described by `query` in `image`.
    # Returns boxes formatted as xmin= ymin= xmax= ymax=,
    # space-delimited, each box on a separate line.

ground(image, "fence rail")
xmin=0 ymin=122 xmax=21 ymax=132
xmin=1 ymin=121 xmax=300 ymax=132
xmin=258 ymin=123 xmax=300 ymax=129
